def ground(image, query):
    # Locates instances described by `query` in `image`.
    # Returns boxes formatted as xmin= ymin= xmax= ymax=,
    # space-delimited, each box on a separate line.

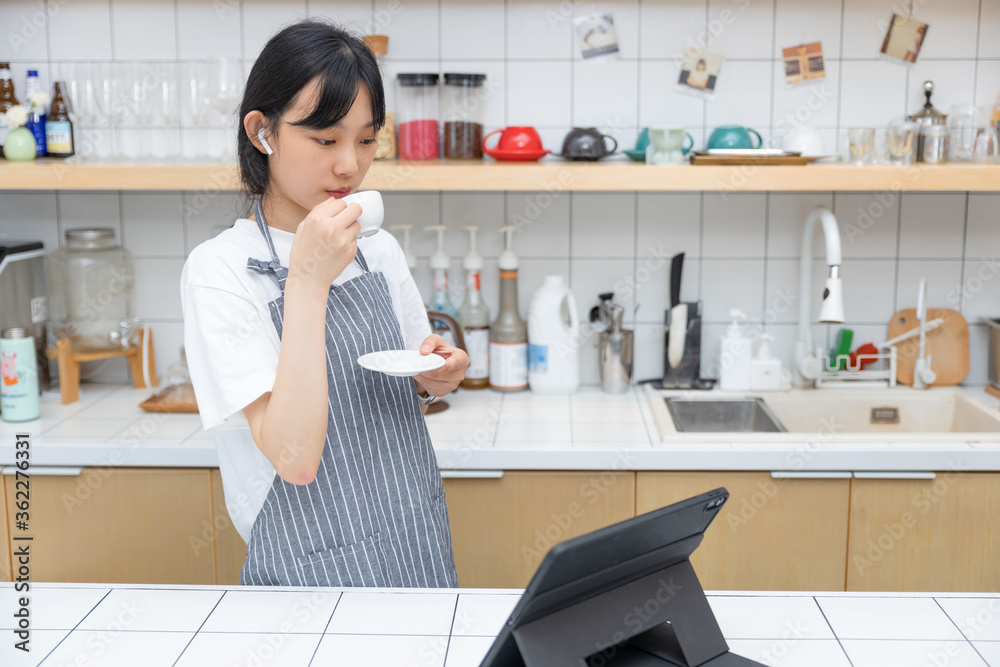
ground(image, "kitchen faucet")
xmin=912 ymin=278 xmax=937 ymax=389
xmin=794 ymin=206 xmax=846 ymax=387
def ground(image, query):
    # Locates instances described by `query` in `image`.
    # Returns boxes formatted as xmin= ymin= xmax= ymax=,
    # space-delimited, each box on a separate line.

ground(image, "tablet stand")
xmin=510 ymin=559 xmax=764 ymax=667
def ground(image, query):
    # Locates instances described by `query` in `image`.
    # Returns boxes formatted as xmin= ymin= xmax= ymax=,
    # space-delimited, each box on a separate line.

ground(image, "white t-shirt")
xmin=180 ymin=218 xmax=432 ymax=542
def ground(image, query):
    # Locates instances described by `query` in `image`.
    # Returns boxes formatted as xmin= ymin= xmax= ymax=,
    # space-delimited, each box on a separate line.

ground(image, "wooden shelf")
xmin=2 ymin=159 xmax=1000 ymax=192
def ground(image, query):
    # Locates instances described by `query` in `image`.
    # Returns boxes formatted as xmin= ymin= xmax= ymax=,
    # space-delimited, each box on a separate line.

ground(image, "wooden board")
xmin=690 ymin=154 xmax=809 ymax=166
xmin=140 ymin=383 xmax=199 ymax=413
xmin=888 ymin=308 xmax=969 ymax=386
xmin=4 ymin=160 xmax=1000 ymax=192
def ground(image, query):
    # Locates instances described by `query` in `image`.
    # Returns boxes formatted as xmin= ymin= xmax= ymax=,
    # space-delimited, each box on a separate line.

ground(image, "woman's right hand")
xmin=287 ymin=197 xmax=362 ymax=292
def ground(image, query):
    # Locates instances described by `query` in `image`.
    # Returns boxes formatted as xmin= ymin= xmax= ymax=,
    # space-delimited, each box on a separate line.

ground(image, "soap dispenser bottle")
xmin=750 ymin=333 xmax=783 ymax=391
xmin=459 ymin=225 xmax=490 ymax=390
xmin=425 ymin=224 xmax=458 ymax=320
xmin=490 ymin=224 xmax=528 ymax=392
xmin=719 ymin=309 xmax=752 ymax=391
xmin=389 ymin=224 xmax=417 ymax=273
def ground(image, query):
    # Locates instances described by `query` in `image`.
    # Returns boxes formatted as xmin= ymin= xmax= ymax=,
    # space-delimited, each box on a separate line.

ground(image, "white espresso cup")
xmin=340 ymin=190 xmax=384 ymax=238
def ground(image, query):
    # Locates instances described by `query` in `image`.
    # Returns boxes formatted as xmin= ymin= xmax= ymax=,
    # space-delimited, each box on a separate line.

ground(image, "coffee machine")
xmin=0 ymin=240 xmax=51 ymax=408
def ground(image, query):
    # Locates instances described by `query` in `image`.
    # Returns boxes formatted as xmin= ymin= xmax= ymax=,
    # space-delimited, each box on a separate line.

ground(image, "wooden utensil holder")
xmin=45 ymin=328 xmax=157 ymax=404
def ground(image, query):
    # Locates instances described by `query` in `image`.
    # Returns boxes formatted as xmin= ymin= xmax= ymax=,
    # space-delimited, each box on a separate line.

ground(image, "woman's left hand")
xmin=414 ymin=334 xmax=470 ymax=397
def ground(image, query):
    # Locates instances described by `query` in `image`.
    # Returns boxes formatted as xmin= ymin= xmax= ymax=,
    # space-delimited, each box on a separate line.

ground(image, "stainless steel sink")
xmin=664 ymin=397 xmax=787 ymax=433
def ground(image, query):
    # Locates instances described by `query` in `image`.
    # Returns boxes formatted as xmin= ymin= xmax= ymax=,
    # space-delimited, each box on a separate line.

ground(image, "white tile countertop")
xmin=2 ymin=583 xmax=999 ymax=667
xmin=0 ymin=382 xmax=998 ymax=472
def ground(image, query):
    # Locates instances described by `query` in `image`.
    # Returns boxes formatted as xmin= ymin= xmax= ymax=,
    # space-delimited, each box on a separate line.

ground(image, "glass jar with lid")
xmin=396 ymin=73 xmax=439 ymax=160
xmin=47 ymin=228 xmax=135 ymax=351
xmin=443 ymin=73 xmax=486 ymax=159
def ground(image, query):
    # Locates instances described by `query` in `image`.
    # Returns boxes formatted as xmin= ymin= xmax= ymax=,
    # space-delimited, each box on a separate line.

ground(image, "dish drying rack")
xmin=816 ymin=347 xmax=897 ymax=388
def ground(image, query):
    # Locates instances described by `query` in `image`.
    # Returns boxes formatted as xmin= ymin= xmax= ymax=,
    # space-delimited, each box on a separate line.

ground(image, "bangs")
xmin=288 ymin=52 xmax=385 ymax=131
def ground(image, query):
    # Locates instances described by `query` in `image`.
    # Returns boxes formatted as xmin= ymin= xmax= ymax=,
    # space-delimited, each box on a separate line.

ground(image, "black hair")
xmin=237 ymin=19 xmax=385 ymax=200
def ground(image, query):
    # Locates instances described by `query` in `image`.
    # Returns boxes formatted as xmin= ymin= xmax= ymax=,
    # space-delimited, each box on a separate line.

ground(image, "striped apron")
xmin=241 ymin=201 xmax=458 ymax=588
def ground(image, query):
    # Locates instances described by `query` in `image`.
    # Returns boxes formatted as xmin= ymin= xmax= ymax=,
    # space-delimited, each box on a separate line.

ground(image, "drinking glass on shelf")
xmin=205 ymin=57 xmax=242 ymax=162
xmin=116 ymin=62 xmax=148 ymax=161
xmin=182 ymin=61 xmax=212 ymax=161
xmin=92 ymin=62 xmax=121 ymax=161
xmin=848 ymin=128 xmax=875 ymax=165
xmin=949 ymin=105 xmax=979 ymax=162
xmin=886 ymin=120 xmax=919 ymax=165
xmin=148 ymin=63 xmax=181 ymax=162
xmin=972 ymin=126 xmax=998 ymax=163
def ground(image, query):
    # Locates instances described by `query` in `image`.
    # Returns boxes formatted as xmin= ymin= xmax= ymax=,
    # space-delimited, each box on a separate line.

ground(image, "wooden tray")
xmin=139 ymin=382 xmax=199 ymax=413
xmin=887 ymin=309 xmax=969 ymax=386
xmin=690 ymin=153 xmax=809 ymax=166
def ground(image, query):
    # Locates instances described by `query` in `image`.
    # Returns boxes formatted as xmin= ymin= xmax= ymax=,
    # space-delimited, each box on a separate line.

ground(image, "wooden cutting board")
xmin=888 ymin=309 xmax=969 ymax=386
xmin=140 ymin=382 xmax=199 ymax=413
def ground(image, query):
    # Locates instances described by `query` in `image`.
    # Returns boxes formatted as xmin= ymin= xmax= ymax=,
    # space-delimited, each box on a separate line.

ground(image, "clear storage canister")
xmin=443 ymin=73 xmax=486 ymax=159
xmin=396 ymin=73 xmax=439 ymax=160
xmin=47 ymin=228 xmax=135 ymax=351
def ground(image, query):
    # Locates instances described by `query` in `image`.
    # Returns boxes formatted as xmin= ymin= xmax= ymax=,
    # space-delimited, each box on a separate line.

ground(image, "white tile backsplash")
xmin=176 ymin=0 xmax=243 ymax=60
xmin=705 ymin=0 xmax=775 ymax=60
xmin=506 ymin=0 xmax=575 ymax=60
xmin=111 ymin=0 xmax=178 ymax=61
xmin=507 ymin=61 xmax=573 ymax=127
xmin=7 ymin=1 xmax=998 ymax=387
xmin=702 ymin=192 xmax=767 ymax=258
xmin=898 ymin=193 xmax=966 ymax=259
xmin=773 ymin=0 xmax=843 ymax=60
xmin=379 ymin=0 xmax=440 ymax=61
xmin=639 ymin=0 xmax=708 ymax=60
xmin=242 ymin=1 xmax=309 ymax=63
xmin=0 ymin=3 xmax=50 ymax=61
xmin=705 ymin=61 xmax=773 ymax=131
xmin=571 ymin=193 xmax=636 ymax=258
xmin=571 ymin=59 xmax=640 ymax=129
xmin=838 ymin=60 xmax=907 ymax=128
xmin=911 ymin=0 xmax=983 ymax=60
xmin=48 ymin=0 xmax=113 ymax=61
xmin=895 ymin=259 xmax=964 ymax=312
xmin=441 ymin=0 xmax=506 ymax=61
xmin=980 ymin=0 xmax=1000 ymax=58
xmin=834 ymin=192 xmax=900 ymax=259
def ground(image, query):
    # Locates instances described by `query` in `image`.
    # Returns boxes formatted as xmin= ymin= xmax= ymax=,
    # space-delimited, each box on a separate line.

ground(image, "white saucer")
xmin=357 ymin=350 xmax=446 ymax=377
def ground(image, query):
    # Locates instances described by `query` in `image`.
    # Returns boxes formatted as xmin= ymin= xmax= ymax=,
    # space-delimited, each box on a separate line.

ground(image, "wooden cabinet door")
xmin=847 ymin=473 xmax=1000 ymax=592
xmin=636 ymin=472 xmax=851 ymax=591
xmin=443 ymin=471 xmax=635 ymax=589
xmin=4 ymin=468 xmax=216 ymax=584
xmin=211 ymin=469 xmax=248 ymax=585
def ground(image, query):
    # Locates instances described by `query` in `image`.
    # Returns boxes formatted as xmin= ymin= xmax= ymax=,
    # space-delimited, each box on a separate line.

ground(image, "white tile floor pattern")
xmin=2 ymin=585 xmax=999 ymax=667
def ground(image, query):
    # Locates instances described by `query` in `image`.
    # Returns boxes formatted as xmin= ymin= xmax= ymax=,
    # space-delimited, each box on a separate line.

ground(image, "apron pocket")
xmin=295 ymin=532 xmax=390 ymax=588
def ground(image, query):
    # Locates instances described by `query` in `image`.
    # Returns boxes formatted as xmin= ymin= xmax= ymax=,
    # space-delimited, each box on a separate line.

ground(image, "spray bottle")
xmin=389 ymin=224 xmax=416 ymax=273
xmin=459 ymin=225 xmax=490 ymax=389
xmin=490 ymin=225 xmax=528 ymax=392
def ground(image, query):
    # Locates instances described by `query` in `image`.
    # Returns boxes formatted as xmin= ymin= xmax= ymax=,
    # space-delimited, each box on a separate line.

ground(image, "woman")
xmin=181 ymin=20 xmax=468 ymax=588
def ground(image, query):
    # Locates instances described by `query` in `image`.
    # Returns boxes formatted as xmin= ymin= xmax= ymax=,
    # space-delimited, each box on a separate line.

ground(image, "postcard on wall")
xmin=574 ymin=13 xmax=620 ymax=60
xmin=782 ymin=42 xmax=826 ymax=85
xmin=677 ymin=46 xmax=723 ymax=99
xmin=880 ymin=14 xmax=928 ymax=65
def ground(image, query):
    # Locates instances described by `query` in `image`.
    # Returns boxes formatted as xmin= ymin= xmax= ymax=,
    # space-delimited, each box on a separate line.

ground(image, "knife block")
xmin=661 ymin=301 xmax=705 ymax=389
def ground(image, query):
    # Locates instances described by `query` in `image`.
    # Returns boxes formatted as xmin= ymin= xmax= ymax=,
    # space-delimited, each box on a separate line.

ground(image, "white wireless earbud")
xmin=257 ymin=128 xmax=273 ymax=155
